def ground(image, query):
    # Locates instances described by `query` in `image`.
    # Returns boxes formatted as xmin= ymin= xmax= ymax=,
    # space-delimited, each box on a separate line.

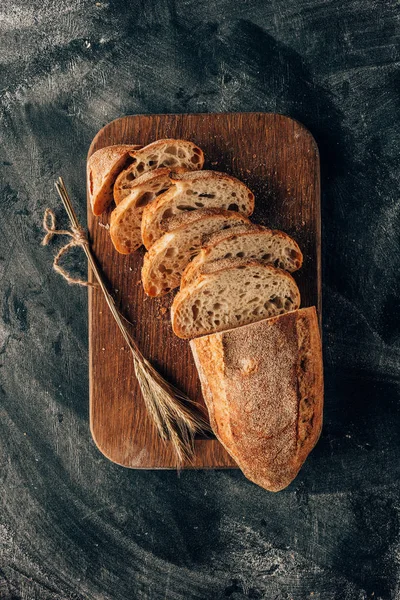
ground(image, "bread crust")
xmin=87 ymin=144 xmax=141 ymax=216
xmin=190 ymin=307 xmax=323 ymax=491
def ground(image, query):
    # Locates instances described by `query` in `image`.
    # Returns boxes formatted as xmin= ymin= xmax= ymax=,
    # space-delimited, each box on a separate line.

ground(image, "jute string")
xmin=41 ymin=178 xmax=211 ymax=465
xmin=41 ymin=208 xmax=96 ymax=287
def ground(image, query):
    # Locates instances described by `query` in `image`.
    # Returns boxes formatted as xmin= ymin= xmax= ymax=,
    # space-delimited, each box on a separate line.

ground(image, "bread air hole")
xmin=165 ymin=247 xmax=178 ymax=258
xmin=224 ymin=252 xmax=232 ymax=259
xmin=136 ymin=192 xmax=155 ymax=208
xmin=177 ymin=205 xmax=196 ymax=211
xmin=163 ymin=158 xmax=178 ymax=167
xmin=158 ymin=264 xmax=172 ymax=274
xmin=271 ymin=296 xmax=283 ymax=308
xmin=165 ymin=146 xmax=177 ymax=155
xmin=194 ymin=202 xmax=204 ymax=208
xmin=228 ymin=203 xmax=239 ymax=211
xmin=162 ymin=208 xmax=174 ymax=219
xmin=231 ymin=192 xmax=237 ymax=197
xmin=178 ymin=148 xmax=185 ymax=158
xmin=155 ymin=187 xmax=169 ymax=196
xmin=236 ymin=251 xmax=245 ymax=258
xmin=198 ymin=193 xmax=215 ymax=198
xmin=214 ymin=319 xmax=220 ymax=326
xmin=191 ymin=155 xmax=201 ymax=164
xmin=262 ymin=253 xmax=271 ymax=261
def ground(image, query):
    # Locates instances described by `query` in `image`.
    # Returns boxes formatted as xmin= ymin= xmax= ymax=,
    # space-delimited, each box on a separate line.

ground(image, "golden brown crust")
xmin=87 ymin=144 xmax=141 ymax=216
xmin=190 ymin=307 xmax=323 ymax=491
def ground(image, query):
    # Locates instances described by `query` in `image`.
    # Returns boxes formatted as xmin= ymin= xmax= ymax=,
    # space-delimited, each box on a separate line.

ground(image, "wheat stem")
xmin=54 ymin=177 xmax=211 ymax=466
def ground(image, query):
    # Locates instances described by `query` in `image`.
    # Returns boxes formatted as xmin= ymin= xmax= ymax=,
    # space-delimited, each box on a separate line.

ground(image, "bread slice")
xmin=181 ymin=225 xmax=303 ymax=287
xmin=141 ymin=209 xmax=251 ymax=297
xmin=109 ymin=168 xmax=187 ymax=254
xmin=171 ymin=259 xmax=301 ymax=338
xmin=114 ymin=139 xmax=204 ymax=204
xmin=141 ymin=170 xmax=255 ymax=249
xmin=190 ymin=307 xmax=323 ymax=491
xmin=87 ymin=144 xmax=142 ymax=216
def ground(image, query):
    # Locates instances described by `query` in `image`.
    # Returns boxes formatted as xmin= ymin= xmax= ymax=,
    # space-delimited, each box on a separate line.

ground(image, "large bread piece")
xmin=110 ymin=168 xmax=187 ymax=254
xmin=141 ymin=170 xmax=255 ymax=249
xmin=88 ymin=144 xmax=142 ymax=216
xmin=141 ymin=209 xmax=251 ymax=297
xmin=190 ymin=307 xmax=323 ymax=491
xmin=181 ymin=225 xmax=303 ymax=287
xmin=171 ymin=260 xmax=301 ymax=339
xmin=114 ymin=139 xmax=204 ymax=203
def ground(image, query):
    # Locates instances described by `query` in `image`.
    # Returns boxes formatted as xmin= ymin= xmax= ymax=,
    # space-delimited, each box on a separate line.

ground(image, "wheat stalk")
xmin=54 ymin=177 xmax=211 ymax=465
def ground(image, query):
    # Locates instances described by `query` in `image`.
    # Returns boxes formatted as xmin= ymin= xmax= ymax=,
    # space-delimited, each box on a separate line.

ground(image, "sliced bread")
xmin=141 ymin=209 xmax=251 ymax=297
xmin=141 ymin=170 xmax=255 ymax=249
xmin=190 ymin=307 xmax=323 ymax=491
xmin=181 ymin=226 xmax=303 ymax=287
xmin=171 ymin=259 xmax=301 ymax=339
xmin=87 ymin=144 xmax=142 ymax=216
xmin=114 ymin=139 xmax=204 ymax=204
xmin=109 ymin=168 xmax=187 ymax=254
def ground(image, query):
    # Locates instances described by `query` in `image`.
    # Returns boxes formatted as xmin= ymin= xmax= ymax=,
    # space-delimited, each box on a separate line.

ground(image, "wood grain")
xmin=87 ymin=112 xmax=321 ymax=469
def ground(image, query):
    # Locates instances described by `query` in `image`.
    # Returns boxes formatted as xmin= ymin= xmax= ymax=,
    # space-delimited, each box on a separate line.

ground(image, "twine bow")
xmin=41 ymin=208 xmax=96 ymax=287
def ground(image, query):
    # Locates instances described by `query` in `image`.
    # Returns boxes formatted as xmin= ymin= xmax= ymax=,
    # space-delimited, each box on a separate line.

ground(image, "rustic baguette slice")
xmin=171 ymin=259 xmax=300 ymax=339
xmin=181 ymin=225 xmax=303 ymax=287
xmin=114 ymin=139 xmax=204 ymax=204
xmin=141 ymin=209 xmax=251 ymax=297
xmin=141 ymin=170 xmax=255 ymax=249
xmin=87 ymin=144 xmax=142 ymax=216
xmin=109 ymin=168 xmax=188 ymax=254
xmin=190 ymin=307 xmax=323 ymax=491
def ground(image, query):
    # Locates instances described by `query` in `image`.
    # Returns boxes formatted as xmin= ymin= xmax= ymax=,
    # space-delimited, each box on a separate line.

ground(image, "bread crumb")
xmin=98 ymin=222 xmax=110 ymax=230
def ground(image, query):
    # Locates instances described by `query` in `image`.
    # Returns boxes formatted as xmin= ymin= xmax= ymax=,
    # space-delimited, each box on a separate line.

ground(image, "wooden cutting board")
xmin=87 ymin=112 xmax=321 ymax=469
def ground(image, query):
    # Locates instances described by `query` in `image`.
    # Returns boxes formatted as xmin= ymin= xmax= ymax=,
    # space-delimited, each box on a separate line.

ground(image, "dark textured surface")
xmin=0 ymin=1 xmax=399 ymax=598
